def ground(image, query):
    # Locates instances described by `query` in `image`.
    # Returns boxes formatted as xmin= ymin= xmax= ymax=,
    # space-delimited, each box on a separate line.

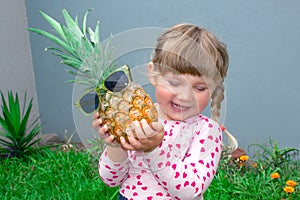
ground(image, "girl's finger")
xmin=151 ymin=122 xmax=164 ymax=132
xmin=120 ymin=136 xmax=135 ymax=150
xmin=93 ymin=112 xmax=100 ymax=120
xmin=98 ymin=125 xmax=109 ymax=140
xmin=92 ymin=118 xmax=102 ymax=130
xmin=133 ymin=121 xmax=146 ymax=139
xmin=104 ymin=135 xmax=122 ymax=148
xmin=98 ymin=125 xmax=108 ymax=135
xmin=140 ymin=119 xmax=155 ymax=137
xmin=125 ymin=127 xmax=143 ymax=149
xmin=104 ymin=135 xmax=114 ymax=143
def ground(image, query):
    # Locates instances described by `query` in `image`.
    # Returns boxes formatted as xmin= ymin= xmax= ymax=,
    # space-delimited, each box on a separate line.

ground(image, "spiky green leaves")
xmin=28 ymin=9 xmax=116 ymax=88
xmin=0 ymin=91 xmax=42 ymax=158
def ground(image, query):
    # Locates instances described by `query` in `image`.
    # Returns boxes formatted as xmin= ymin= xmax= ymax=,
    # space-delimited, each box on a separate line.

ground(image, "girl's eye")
xmin=168 ymin=81 xmax=179 ymax=86
xmin=195 ymin=86 xmax=207 ymax=91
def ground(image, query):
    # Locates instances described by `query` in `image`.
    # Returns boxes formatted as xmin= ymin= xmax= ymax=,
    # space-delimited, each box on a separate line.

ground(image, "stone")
xmin=39 ymin=133 xmax=62 ymax=146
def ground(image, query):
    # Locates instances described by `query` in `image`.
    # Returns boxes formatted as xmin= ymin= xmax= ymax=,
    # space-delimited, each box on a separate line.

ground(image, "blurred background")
xmin=1 ymin=0 xmax=299 ymax=150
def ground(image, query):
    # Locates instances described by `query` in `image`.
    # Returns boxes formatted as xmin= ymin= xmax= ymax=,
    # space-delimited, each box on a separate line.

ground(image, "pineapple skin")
xmin=99 ymin=82 xmax=158 ymax=143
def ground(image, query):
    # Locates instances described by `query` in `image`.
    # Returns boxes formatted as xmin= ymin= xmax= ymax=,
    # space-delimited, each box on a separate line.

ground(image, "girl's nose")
xmin=176 ymin=86 xmax=194 ymax=101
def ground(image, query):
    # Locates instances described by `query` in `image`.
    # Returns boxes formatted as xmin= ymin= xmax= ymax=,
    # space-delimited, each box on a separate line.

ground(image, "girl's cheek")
xmin=155 ymin=85 xmax=173 ymax=103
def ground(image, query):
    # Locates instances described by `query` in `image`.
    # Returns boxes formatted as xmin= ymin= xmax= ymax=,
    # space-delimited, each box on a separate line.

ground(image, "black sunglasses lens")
xmin=79 ymin=92 xmax=99 ymax=114
xmin=104 ymin=71 xmax=129 ymax=92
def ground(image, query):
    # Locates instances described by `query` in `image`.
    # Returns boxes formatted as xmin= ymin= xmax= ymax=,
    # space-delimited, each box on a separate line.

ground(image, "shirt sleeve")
xmin=143 ymin=118 xmax=222 ymax=200
xmin=98 ymin=147 xmax=130 ymax=187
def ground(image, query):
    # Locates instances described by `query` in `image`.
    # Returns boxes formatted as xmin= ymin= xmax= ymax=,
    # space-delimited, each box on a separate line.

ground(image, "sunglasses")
xmin=74 ymin=65 xmax=132 ymax=115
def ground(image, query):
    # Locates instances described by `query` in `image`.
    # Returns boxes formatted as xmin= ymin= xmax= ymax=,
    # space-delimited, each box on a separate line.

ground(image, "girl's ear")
xmin=148 ymin=62 xmax=157 ymax=86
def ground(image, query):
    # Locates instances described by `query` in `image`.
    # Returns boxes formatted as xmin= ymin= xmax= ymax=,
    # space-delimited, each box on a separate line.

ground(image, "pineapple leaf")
xmin=93 ymin=21 xmax=100 ymax=44
xmin=61 ymin=60 xmax=82 ymax=69
xmin=80 ymin=37 xmax=93 ymax=59
xmin=66 ymin=79 xmax=93 ymax=86
xmin=79 ymin=66 xmax=91 ymax=73
xmin=65 ymin=70 xmax=78 ymax=76
xmin=45 ymin=47 xmax=64 ymax=53
xmin=28 ymin=9 xmax=118 ymax=88
xmin=61 ymin=25 xmax=81 ymax=56
xmin=84 ymin=36 xmax=94 ymax=50
xmin=27 ymin=27 xmax=77 ymax=57
xmin=104 ymin=39 xmax=116 ymax=71
xmin=66 ymin=79 xmax=76 ymax=84
xmin=82 ymin=8 xmax=94 ymax=37
xmin=39 ymin=11 xmax=68 ymax=42
xmin=66 ymin=71 xmax=90 ymax=81
xmin=62 ymin=9 xmax=84 ymax=39
xmin=51 ymin=52 xmax=82 ymax=69
xmin=87 ymin=27 xmax=95 ymax=44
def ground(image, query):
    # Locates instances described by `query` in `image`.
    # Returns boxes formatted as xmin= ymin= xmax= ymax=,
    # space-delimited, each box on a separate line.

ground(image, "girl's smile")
xmin=170 ymin=102 xmax=189 ymax=111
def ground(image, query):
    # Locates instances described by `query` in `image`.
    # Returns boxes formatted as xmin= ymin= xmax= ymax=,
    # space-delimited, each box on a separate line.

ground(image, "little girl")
xmin=92 ymin=23 xmax=238 ymax=200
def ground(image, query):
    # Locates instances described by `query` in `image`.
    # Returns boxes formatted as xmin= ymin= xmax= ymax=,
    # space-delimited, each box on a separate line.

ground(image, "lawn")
xmin=205 ymin=150 xmax=300 ymax=199
xmin=0 ymin=141 xmax=299 ymax=200
xmin=0 ymin=146 xmax=119 ymax=200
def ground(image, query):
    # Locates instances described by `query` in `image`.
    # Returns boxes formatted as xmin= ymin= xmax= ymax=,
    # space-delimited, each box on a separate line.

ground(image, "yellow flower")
xmin=286 ymin=180 xmax=297 ymax=187
xmin=239 ymin=155 xmax=249 ymax=162
xmin=271 ymin=172 xmax=280 ymax=179
xmin=283 ymin=186 xmax=295 ymax=194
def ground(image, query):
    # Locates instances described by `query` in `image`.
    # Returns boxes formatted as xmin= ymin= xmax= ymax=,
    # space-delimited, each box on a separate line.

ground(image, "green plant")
xmin=0 ymin=140 xmax=298 ymax=199
xmin=248 ymin=138 xmax=299 ymax=168
xmin=205 ymin=151 xmax=300 ymax=199
xmin=0 ymin=91 xmax=42 ymax=158
xmin=0 ymin=147 xmax=119 ymax=199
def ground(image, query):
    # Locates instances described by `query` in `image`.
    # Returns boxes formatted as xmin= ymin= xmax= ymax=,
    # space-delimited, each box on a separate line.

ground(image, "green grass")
xmin=0 ymin=147 xmax=118 ymax=200
xmin=0 ymin=143 xmax=299 ymax=200
xmin=205 ymin=151 xmax=300 ymax=199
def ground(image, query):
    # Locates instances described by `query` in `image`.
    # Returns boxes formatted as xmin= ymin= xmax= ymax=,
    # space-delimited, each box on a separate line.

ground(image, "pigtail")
xmin=211 ymin=82 xmax=238 ymax=153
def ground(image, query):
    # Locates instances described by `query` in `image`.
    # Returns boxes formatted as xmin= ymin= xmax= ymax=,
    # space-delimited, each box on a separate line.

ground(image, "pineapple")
xmin=28 ymin=9 xmax=158 ymax=143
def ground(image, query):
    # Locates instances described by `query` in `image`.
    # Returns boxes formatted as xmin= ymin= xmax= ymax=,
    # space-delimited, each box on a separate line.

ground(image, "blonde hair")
xmin=152 ymin=23 xmax=238 ymax=152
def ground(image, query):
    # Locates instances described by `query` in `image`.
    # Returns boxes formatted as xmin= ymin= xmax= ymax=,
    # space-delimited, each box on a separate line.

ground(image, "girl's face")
xmin=153 ymin=72 xmax=211 ymax=121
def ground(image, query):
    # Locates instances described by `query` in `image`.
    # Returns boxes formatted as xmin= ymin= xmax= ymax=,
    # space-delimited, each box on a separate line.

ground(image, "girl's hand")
xmin=92 ymin=112 xmax=130 ymax=162
xmin=92 ymin=112 xmax=129 ymax=149
xmin=122 ymin=119 xmax=164 ymax=152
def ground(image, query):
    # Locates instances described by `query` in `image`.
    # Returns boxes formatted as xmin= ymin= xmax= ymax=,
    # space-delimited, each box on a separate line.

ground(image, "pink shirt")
xmin=98 ymin=114 xmax=222 ymax=200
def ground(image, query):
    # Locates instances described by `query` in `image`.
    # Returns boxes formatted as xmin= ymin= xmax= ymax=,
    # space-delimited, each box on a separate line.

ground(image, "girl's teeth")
xmin=172 ymin=102 xmax=188 ymax=110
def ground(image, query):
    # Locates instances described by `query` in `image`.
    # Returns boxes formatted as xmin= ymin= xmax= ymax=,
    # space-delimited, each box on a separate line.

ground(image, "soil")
xmin=38 ymin=133 xmax=88 ymax=152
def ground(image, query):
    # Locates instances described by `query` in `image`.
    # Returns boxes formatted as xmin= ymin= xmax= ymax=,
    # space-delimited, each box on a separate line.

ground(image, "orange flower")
xmin=283 ymin=186 xmax=295 ymax=194
xmin=271 ymin=172 xmax=280 ymax=179
xmin=239 ymin=155 xmax=249 ymax=162
xmin=252 ymin=163 xmax=258 ymax=168
xmin=286 ymin=180 xmax=297 ymax=187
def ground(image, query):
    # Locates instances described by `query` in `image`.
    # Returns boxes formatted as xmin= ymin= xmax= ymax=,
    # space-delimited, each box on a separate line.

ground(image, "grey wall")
xmin=0 ymin=1 xmax=39 ymax=126
xmin=25 ymin=0 xmax=300 ymax=149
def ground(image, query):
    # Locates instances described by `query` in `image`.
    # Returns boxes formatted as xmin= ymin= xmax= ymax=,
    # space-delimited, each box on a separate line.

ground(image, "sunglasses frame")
xmin=74 ymin=64 xmax=133 ymax=116
xmin=99 ymin=64 xmax=133 ymax=94
xmin=74 ymin=88 xmax=100 ymax=116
